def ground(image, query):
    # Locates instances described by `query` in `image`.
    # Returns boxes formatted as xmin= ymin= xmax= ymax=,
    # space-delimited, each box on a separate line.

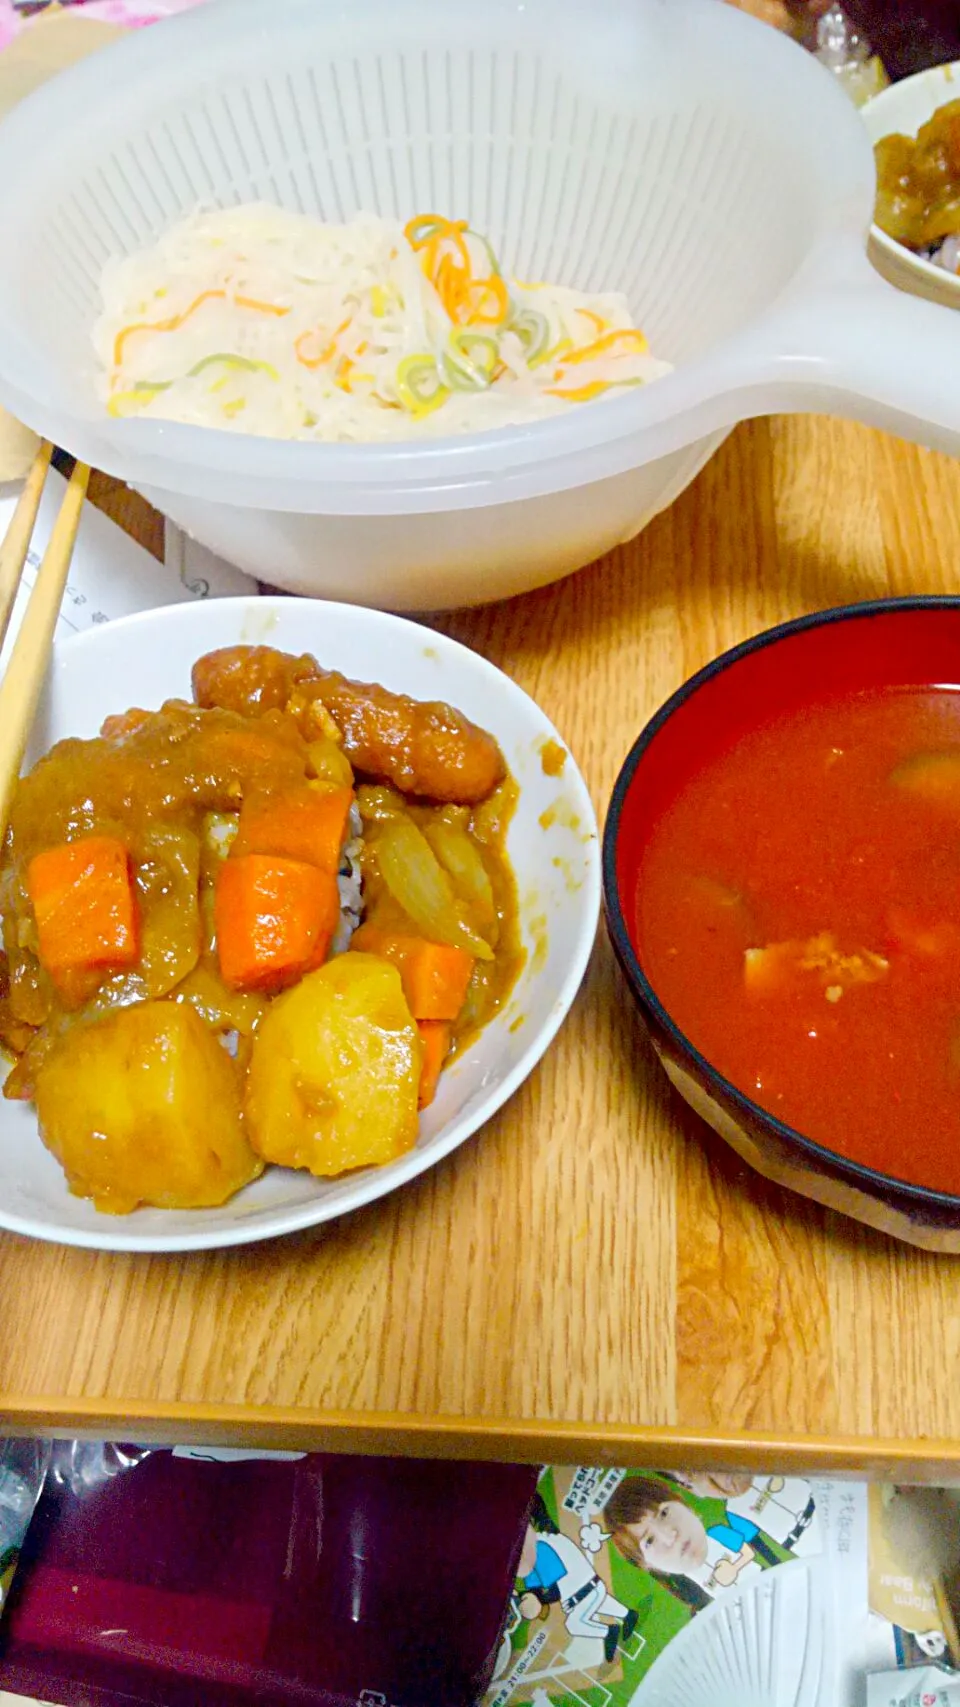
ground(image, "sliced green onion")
xmin=509 ymin=307 xmax=550 ymax=366
xmin=395 ymin=354 xmax=450 ymax=417
xmin=107 ymin=381 xmax=169 ymax=417
xmin=441 ymin=330 xmax=499 ymax=392
xmin=530 ymin=334 xmax=573 ymax=372
xmin=188 ymin=353 xmax=279 ymax=380
xmin=466 ymin=227 xmax=503 ymax=277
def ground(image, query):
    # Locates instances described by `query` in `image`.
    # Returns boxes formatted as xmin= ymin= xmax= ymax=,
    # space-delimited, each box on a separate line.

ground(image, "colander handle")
xmin=745 ymin=253 xmax=960 ymax=459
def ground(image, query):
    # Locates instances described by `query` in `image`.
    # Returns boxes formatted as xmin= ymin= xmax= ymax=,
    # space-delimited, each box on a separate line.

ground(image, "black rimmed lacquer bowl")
xmin=604 ymin=598 xmax=960 ymax=1253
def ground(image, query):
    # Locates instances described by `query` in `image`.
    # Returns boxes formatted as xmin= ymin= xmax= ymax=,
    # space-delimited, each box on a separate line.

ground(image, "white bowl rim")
xmin=0 ymin=595 xmax=601 ymax=1253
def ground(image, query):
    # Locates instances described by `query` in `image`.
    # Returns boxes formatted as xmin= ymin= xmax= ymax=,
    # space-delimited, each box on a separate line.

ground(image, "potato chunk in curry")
xmin=245 ymin=953 xmax=421 ymax=1177
xmin=33 ymin=1001 xmax=262 ymax=1214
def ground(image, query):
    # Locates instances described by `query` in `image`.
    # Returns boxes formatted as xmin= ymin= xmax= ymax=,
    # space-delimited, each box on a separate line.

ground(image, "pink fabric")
xmin=58 ymin=0 xmax=208 ymax=19
xmin=0 ymin=6 xmax=22 ymax=49
xmin=0 ymin=0 xmax=209 ymax=50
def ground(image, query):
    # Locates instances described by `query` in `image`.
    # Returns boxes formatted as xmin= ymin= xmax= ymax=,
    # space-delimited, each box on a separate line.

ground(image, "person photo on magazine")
xmin=603 ymin=1475 xmax=794 ymax=1598
xmin=488 ymin=1466 xmax=822 ymax=1707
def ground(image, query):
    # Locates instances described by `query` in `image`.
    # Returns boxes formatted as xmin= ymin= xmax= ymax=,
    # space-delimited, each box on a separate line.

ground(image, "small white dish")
xmin=862 ymin=61 xmax=960 ymax=309
xmin=0 ymin=596 xmax=600 ymax=1252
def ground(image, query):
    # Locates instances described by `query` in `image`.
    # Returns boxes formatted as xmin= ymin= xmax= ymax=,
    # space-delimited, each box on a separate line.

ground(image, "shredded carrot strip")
xmin=454 ymin=275 xmax=509 ymax=326
xmin=113 ymin=289 xmax=290 ymax=366
xmin=423 ymin=229 xmax=470 ymax=273
xmin=419 ymin=229 xmax=472 ymax=320
xmin=114 ymin=289 xmax=220 ymax=365
xmin=293 ymin=330 xmax=320 ymax=366
xmin=405 ymin=214 xmax=468 ymax=253
xmin=294 ymin=315 xmax=352 ymax=371
xmin=404 ymin=215 xmax=441 ymax=250
xmin=235 ymin=293 xmax=290 ymax=317
xmin=547 ymin=376 xmax=645 ymax=402
xmin=576 ymin=307 xmax=607 ymax=335
xmin=294 ymin=329 xmax=337 ymax=369
xmin=408 ymin=219 xmax=475 ymax=320
xmin=436 ymin=258 xmax=472 ymax=318
xmin=546 ymin=379 xmax=615 ymax=402
xmin=558 ymin=328 xmax=649 ymax=367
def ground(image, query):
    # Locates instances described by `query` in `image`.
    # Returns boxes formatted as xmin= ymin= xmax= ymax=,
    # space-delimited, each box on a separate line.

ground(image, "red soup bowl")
xmin=603 ymin=597 xmax=960 ymax=1253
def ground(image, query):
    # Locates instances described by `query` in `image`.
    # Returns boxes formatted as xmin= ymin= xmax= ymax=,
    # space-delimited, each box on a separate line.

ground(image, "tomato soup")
xmin=636 ymin=687 xmax=960 ymax=1193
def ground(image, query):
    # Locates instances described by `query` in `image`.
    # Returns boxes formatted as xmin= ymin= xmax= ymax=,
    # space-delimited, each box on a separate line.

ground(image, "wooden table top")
xmin=4 ymin=415 xmax=960 ymax=1476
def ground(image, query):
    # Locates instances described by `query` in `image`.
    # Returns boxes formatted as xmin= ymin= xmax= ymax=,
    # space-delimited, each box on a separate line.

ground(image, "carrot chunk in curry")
xmin=215 ymin=854 xmax=340 ymax=992
xmin=233 ymin=784 xmax=353 ymax=873
xmin=28 ymin=835 xmax=138 ymax=991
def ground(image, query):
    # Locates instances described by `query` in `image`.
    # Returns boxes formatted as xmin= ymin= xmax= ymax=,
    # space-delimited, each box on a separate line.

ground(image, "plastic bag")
xmin=0 ymin=1445 xmax=536 ymax=1707
xmin=49 ymin=1439 xmax=152 ymax=1496
xmin=0 ymin=1439 xmax=50 ymax=1613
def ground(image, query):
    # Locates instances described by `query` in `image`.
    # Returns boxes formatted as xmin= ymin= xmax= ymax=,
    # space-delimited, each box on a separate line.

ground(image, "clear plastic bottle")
xmin=814 ymin=3 xmax=889 ymax=105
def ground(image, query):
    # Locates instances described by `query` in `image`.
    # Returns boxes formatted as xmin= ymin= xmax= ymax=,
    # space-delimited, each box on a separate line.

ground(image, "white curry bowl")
xmin=1 ymin=0 xmax=960 ymax=607
xmin=862 ymin=62 xmax=960 ymax=310
xmin=0 ymin=597 xmax=599 ymax=1253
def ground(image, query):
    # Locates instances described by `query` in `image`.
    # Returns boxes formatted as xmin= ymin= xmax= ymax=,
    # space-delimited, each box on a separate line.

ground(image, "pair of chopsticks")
xmin=0 ymin=441 xmax=90 ymax=844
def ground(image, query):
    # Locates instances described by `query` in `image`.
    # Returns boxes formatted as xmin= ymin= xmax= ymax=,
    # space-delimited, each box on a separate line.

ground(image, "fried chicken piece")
xmin=192 ymin=646 xmax=506 ymax=805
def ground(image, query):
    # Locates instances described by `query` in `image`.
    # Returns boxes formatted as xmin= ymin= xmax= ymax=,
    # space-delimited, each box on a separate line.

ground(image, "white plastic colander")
xmin=0 ymin=0 xmax=955 ymax=609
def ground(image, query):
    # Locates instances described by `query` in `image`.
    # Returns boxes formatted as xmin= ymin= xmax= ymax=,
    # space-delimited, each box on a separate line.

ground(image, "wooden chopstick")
xmin=0 ymin=438 xmax=52 ymax=654
xmin=0 ymin=449 xmax=90 ymax=845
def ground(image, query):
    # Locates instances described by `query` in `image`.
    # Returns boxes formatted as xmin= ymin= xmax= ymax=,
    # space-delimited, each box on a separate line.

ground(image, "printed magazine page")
xmin=487 ymin=1468 xmax=960 ymax=1707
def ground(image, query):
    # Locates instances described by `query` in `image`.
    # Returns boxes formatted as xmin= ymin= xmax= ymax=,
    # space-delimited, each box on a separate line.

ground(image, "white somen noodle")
xmin=94 ymin=204 xmax=671 ymax=443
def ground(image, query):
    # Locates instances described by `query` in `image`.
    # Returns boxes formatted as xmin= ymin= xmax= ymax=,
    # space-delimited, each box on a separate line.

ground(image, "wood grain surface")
xmin=5 ymin=415 xmax=960 ymax=1471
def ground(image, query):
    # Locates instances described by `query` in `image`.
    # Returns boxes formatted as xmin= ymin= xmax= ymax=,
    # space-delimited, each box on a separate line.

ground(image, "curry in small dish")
xmin=874 ymin=99 xmax=960 ymax=272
